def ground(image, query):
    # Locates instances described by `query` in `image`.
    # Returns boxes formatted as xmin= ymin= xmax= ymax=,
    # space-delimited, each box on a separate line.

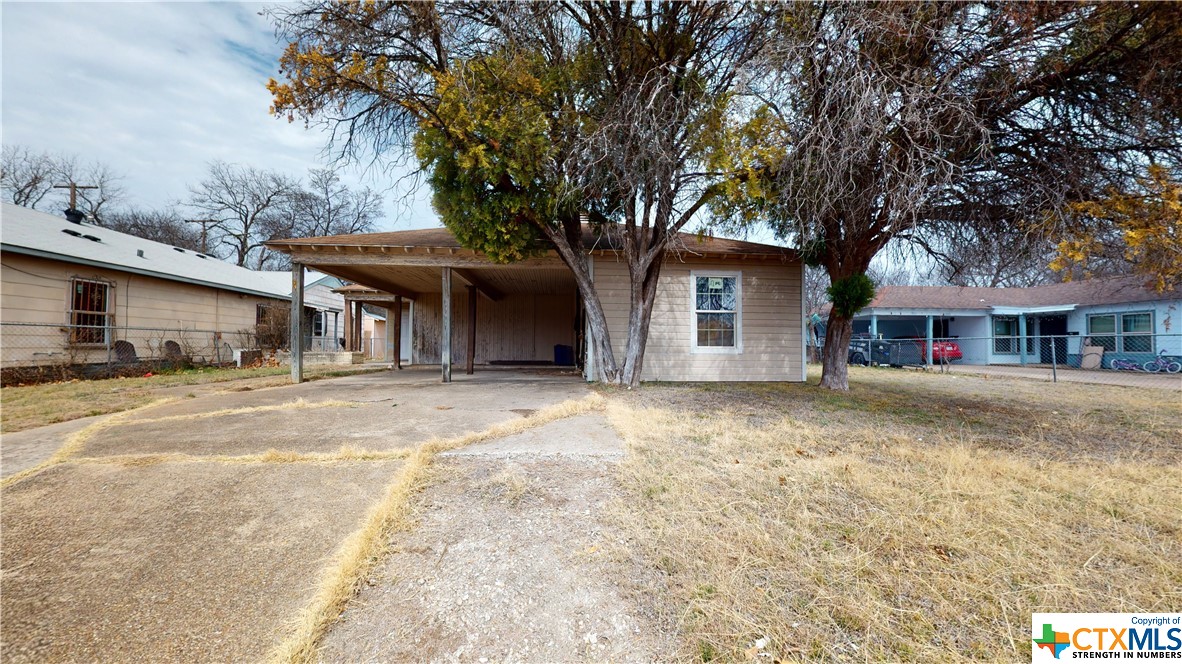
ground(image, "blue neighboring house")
xmin=845 ymin=275 xmax=1181 ymax=368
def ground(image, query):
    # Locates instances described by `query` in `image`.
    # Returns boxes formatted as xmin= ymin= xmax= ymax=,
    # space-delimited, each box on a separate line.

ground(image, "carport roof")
xmin=266 ymin=224 xmax=797 ymax=300
xmin=267 ymin=224 xmax=795 ymax=258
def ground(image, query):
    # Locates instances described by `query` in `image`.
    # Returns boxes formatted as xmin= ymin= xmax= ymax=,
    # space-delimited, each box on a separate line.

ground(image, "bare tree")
xmin=1 ymin=145 xmax=57 ymax=208
xmin=716 ymin=3 xmax=1182 ymax=389
xmin=53 ymin=155 xmax=126 ymax=223
xmin=286 ymin=167 xmax=382 ymax=238
xmin=188 ymin=160 xmax=298 ymax=269
xmin=101 ymin=207 xmax=203 ymax=251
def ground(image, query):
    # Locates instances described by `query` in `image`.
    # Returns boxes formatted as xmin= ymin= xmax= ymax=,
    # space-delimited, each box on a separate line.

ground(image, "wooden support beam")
xmin=342 ymin=293 xmax=354 ymax=353
xmin=289 ymin=263 xmax=305 ymax=384
xmin=393 ymin=295 xmax=403 ymax=370
xmin=385 ymin=301 xmax=397 ymax=368
xmin=354 ymin=301 xmax=363 ymax=353
xmin=466 ymin=285 xmax=476 ymax=375
xmin=441 ymin=267 xmax=452 ymax=383
xmin=452 ymin=268 xmax=506 ymax=301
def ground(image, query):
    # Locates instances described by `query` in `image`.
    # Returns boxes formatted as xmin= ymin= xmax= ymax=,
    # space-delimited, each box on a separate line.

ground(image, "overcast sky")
xmin=0 ymin=1 xmax=437 ymax=231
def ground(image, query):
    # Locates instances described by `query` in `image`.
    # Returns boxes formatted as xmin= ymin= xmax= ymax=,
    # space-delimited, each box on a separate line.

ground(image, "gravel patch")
xmin=319 ymin=456 xmax=673 ymax=662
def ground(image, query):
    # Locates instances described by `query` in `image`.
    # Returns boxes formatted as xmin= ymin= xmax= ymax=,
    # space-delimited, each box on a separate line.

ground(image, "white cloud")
xmin=0 ymin=1 xmax=436 ymax=230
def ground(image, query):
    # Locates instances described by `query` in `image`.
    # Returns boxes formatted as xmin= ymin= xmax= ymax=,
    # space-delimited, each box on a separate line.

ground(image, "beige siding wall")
xmin=412 ymin=290 xmax=577 ymax=365
xmin=594 ymin=254 xmax=803 ymax=381
xmin=1 ymin=253 xmax=282 ymax=366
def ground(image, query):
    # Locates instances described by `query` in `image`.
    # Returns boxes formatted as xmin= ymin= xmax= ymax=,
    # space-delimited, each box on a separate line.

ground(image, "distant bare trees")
xmin=1 ymin=145 xmax=125 ymax=219
xmin=3 ymin=145 xmax=384 ymax=268
xmin=187 ymin=161 xmax=382 ymax=269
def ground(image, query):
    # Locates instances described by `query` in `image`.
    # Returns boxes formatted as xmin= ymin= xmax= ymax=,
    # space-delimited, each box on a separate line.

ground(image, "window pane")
xmin=696 ymin=276 xmax=736 ymax=312
xmin=1089 ymin=315 xmax=1116 ymax=335
xmin=993 ymin=318 xmax=1014 ymax=336
xmin=1122 ymin=313 xmax=1151 ymax=334
xmin=1122 ymin=334 xmax=1152 ymax=353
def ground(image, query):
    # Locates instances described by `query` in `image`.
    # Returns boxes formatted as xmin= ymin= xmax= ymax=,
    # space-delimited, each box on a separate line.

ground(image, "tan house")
xmin=266 ymin=226 xmax=804 ymax=383
xmin=0 ymin=202 xmax=290 ymax=369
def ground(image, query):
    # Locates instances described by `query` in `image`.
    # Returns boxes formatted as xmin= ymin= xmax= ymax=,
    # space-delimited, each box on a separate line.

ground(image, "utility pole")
xmin=184 ymin=219 xmax=218 ymax=254
xmin=53 ymin=182 xmax=98 ymax=212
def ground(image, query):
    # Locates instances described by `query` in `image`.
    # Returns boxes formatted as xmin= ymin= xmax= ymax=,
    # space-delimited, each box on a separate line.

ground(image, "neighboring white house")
xmin=847 ymin=276 xmax=1181 ymax=368
xmin=0 ymin=202 xmax=291 ymax=369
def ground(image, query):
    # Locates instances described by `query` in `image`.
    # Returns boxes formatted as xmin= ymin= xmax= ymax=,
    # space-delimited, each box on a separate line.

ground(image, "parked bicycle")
xmin=1142 ymin=350 xmax=1182 ymax=374
xmin=1110 ymin=358 xmax=1143 ymax=372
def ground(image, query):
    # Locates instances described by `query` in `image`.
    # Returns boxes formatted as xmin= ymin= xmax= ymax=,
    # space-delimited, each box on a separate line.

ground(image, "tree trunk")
xmin=620 ymin=255 xmax=663 ymax=387
xmin=540 ymin=226 xmax=622 ymax=383
xmin=818 ymin=309 xmax=854 ymax=391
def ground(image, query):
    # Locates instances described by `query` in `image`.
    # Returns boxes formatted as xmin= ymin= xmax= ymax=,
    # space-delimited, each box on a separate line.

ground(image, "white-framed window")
xmin=67 ymin=278 xmax=112 ymax=345
xmin=992 ymin=316 xmax=1017 ymax=354
xmin=691 ymin=271 xmax=741 ymax=353
xmin=1088 ymin=312 xmax=1153 ymax=353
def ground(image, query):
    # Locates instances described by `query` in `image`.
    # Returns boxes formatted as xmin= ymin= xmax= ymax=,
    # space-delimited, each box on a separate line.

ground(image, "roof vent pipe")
xmin=64 ymin=208 xmax=85 ymax=224
xmin=137 ymin=249 xmax=145 ymax=258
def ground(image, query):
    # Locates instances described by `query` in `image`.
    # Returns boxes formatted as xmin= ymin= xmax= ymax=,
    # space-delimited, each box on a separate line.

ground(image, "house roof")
xmin=1 ymin=202 xmax=290 ymax=300
xmin=269 ymin=224 xmax=796 ymax=259
xmin=861 ymin=275 xmax=1177 ymax=313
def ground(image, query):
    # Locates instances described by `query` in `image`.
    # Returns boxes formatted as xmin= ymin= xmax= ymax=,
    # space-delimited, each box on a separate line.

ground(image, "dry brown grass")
xmin=267 ymin=393 xmax=606 ymax=664
xmin=0 ymin=365 xmax=385 ymax=433
xmin=607 ymin=368 xmax=1182 ymax=662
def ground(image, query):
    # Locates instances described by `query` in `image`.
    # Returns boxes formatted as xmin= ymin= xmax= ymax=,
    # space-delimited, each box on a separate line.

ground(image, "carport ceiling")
xmin=319 ymin=264 xmax=576 ymax=298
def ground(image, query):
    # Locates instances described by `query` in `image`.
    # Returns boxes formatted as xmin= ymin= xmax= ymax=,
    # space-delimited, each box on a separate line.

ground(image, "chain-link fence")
xmin=840 ymin=333 xmax=1182 ymax=389
xmin=0 ymin=322 xmax=265 ymax=385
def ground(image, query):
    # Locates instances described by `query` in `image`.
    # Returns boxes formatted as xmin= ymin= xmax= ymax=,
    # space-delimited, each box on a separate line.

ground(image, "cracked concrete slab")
xmin=1 ymin=460 xmax=400 ymax=663
xmin=442 ymin=414 xmax=623 ymax=459
xmin=1 ymin=414 xmax=107 ymax=478
xmin=79 ymin=369 xmax=589 ymax=458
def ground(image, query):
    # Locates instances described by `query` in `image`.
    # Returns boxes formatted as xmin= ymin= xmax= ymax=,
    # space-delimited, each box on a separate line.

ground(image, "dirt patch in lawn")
xmin=318 ymin=456 xmax=672 ymax=662
xmin=1 ymin=460 xmax=399 ymax=663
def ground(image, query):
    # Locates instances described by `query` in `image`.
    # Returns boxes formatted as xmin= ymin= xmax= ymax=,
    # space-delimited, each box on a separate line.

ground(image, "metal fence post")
xmin=1050 ymin=334 xmax=1058 ymax=383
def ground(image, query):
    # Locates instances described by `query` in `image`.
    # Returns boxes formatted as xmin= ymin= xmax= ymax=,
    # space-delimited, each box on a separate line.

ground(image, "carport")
xmin=267 ymin=229 xmax=580 ymax=384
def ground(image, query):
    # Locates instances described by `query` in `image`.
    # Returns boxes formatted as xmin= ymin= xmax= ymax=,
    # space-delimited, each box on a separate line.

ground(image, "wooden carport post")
xmin=290 ymin=262 xmax=304 ymax=384
xmin=342 ymin=297 xmax=353 ymax=351
xmin=385 ymin=301 xmax=397 ymax=368
xmin=441 ymin=267 xmax=452 ymax=383
xmin=466 ymin=285 xmax=477 ymax=375
xmin=393 ymin=295 xmax=403 ymax=370
xmin=353 ymin=301 xmax=364 ymax=354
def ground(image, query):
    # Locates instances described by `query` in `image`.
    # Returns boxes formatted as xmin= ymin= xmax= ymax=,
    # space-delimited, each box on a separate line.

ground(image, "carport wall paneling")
xmin=593 ymin=255 xmax=803 ymax=381
xmin=411 ymin=291 xmax=577 ymax=365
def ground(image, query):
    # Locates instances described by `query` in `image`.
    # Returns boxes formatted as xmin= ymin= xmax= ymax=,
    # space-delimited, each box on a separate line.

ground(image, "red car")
xmin=897 ymin=336 xmax=963 ymax=362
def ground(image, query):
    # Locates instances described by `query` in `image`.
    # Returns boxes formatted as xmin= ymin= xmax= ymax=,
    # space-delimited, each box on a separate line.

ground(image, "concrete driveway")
xmin=1 ymin=368 xmax=588 ymax=662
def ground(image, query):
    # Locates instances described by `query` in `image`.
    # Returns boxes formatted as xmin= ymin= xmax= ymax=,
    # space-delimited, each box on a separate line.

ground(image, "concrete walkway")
xmin=1 ymin=368 xmax=596 ymax=662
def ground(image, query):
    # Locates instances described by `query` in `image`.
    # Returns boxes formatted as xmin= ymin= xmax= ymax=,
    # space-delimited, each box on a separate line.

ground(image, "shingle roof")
xmin=270 ymin=224 xmax=795 ymax=258
xmin=865 ymin=275 xmax=1177 ymax=311
xmin=1 ymin=202 xmax=290 ymax=300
